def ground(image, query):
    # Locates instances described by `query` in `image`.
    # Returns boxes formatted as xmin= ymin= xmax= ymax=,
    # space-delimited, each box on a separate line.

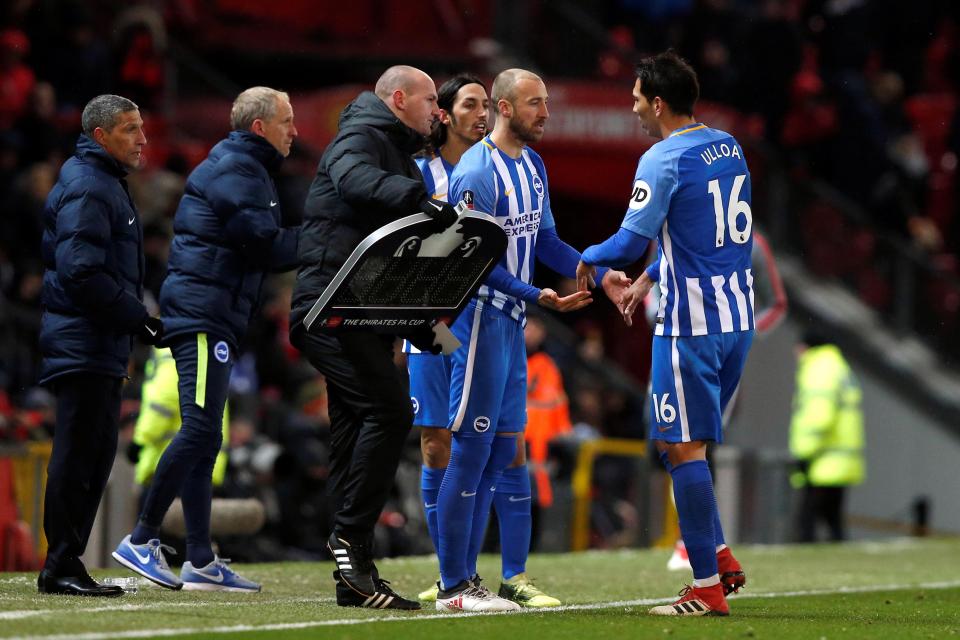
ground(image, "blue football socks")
xmin=493 ymin=464 xmax=531 ymax=580
xmin=436 ymin=436 xmax=490 ymax=589
xmin=421 ymin=465 xmax=446 ymax=554
xmin=671 ymin=460 xmax=719 ymax=582
xmin=465 ymin=435 xmax=516 ymax=578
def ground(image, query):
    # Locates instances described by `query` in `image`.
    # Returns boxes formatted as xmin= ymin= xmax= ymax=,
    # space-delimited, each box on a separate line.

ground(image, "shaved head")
xmin=375 ymin=65 xmax=432 ymax=100
xmin=491 ymin=68 xmax=542 ymax=103
xmin=374 ymin=65 xmax=439 ymax=136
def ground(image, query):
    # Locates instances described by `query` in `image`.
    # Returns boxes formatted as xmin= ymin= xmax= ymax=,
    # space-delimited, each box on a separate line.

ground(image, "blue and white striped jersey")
xmin=449 ymin=136 xmax=555 ymax=323
xmin=416 ymin=154 xmax=454 ymax=203
xmin=623 ymin=123 xmax=754 ymax=337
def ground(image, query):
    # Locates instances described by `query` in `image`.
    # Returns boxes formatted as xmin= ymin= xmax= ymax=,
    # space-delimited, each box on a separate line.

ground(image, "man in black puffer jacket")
xmin=38 ymin=94 xmax=163 ymax=597
xmin=112 ymin=87 xmax=299 ymax=593
xmin=290 ymin=65 xmax=457 ymax=610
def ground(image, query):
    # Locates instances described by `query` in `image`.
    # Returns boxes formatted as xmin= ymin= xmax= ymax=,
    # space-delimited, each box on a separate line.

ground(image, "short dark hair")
xmin=634 ymin=51 xmax=699 ymax=117
xmin=81 ymin=94 xmax=139 ymax=136
xmin=427 ymin=73 xmax=485 ymax=152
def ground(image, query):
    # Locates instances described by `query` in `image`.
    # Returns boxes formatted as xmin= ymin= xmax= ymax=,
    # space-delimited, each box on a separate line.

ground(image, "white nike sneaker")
xmin=436 ymin=580 xmax=521 ymax=613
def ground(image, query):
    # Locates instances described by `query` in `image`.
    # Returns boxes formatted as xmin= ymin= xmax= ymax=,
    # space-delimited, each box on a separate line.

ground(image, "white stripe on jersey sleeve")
xmin=729 ymin=271 xmax=750 ymax=331
xmin=403 ymin=339 xmax=422 ymax=355
xmin=451 ymin=301 xmax=485 ymax=432
xmin=746 ymin=268 xmax=755 ymax=324
xmin=711 ymin=275 xmax=735 ymax=333
xmin=686 ymin=277 xmax=708 ymax=336
xmin=428 ymin=157 xmax=449 ymax=202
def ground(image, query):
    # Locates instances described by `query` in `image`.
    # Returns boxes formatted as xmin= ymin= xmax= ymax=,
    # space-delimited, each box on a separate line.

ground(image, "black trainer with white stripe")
xmin=334 ymin=570 xmax=420 ymax=610
xmin=326 ymin=532 xmax=376 ymax=596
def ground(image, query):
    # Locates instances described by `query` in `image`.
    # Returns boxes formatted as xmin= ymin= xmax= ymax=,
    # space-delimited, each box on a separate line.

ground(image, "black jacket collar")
xmin=339 ymin=91 xmax=425 ymax=154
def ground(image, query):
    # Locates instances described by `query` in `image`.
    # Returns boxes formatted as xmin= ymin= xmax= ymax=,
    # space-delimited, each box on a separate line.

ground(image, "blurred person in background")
xmin=38 ymin=94 xmax=161 ymax=597
xmin=127 ymin=346 xmax=229 ymax=512
xmin=523 ymin=313 xmax=570 ymax=537
xmin=789 ymin=330 xmax=865 ymax=543
xmin=113 ymin=86 xmax=299 ymax=594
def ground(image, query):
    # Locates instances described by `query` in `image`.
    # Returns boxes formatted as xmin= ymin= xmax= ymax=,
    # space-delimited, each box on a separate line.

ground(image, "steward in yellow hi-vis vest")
xmin=133 ymin=347 xmax=229 ymax=487
xmin=789 ymin=332 xmax=864 ymax=542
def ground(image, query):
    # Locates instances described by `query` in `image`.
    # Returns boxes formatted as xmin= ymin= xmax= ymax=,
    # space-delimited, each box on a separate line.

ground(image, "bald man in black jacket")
xmin=290 ymin=65 xmax=457 ymax=610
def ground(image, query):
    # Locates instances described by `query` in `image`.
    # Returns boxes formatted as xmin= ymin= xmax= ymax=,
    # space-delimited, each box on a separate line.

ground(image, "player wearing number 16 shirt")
xmin=577 ymin=51 xmax=752 ymax=618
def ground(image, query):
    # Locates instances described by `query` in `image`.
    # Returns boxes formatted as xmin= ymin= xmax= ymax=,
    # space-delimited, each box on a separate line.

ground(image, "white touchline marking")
xmin=0 ymin=597 xmax=332 ymax=620
xmin=5 ymin=579 xmax=960 ymax=639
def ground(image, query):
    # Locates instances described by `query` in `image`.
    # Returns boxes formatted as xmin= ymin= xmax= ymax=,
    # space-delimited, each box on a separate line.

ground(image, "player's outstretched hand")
xmin=538 ymin=288 xmax=592 ymax=312
xmin=619 ymin=272 xmax=654 ymax=327
xmin=575 ymin=260 xmax=597 ymax=291
xmin=601 ymin=269 xmax=632 ymax=305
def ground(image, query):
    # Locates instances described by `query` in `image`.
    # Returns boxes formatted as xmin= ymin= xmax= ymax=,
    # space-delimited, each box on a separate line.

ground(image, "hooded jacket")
xmin=159 ymin=130 xmax=300 ymax=348
xmin=39 ymin=134 xmax=147 ymax=384
xmin=289 ymin=91 xmax=428 ymax=331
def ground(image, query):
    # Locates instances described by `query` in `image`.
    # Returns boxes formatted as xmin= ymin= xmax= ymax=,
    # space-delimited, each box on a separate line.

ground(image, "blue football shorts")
xmin=447 ymin=299 xmax=527 ymax=439
xmin=649 ymin=331 xmax=753 ymax=444
xmin=407 ymin=351 xmax=452 ymax=428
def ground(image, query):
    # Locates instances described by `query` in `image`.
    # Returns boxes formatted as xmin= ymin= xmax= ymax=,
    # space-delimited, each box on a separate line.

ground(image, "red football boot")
xmin=649 ymin=582 xmax=729 ymax=616
xmin=717 ymin=546 xmax=746 ymax=595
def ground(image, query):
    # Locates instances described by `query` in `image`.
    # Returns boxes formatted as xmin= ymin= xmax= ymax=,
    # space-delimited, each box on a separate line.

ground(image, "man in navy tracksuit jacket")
xmin=38 ymin=94 xmax=163 ymax=597
xmin=112 ymin=87 xmax=299 ymax=592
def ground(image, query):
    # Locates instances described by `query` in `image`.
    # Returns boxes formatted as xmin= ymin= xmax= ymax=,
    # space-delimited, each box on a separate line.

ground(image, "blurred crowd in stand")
xmin=2 ymin=0 xmax=958 ymax=557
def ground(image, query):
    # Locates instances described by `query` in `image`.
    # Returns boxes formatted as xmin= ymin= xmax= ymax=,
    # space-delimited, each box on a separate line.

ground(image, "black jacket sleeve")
xmin=325 ymin=130 xmax=426 ymax=215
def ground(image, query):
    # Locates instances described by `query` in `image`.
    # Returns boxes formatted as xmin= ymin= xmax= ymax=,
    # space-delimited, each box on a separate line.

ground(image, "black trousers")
xmin=43 ymin=373 xmax=122 ymax=575
xmin=293 ymin=329 xmax=413 ymax=540
xmin=797 ymin=485 xmax=847 ymax=543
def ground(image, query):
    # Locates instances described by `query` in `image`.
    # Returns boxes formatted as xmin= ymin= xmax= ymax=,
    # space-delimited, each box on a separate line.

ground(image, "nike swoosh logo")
xmin=128 ymin=217 xmax=136 ymax=225
xmin=508 ymin=495 xmax=531 ymax=502
xmin=128 ymin=542 xmax=152 ymax=565
xmin=460 ymin=491 xmax=477 ymax=497
xmin=196 ymin=569 xmax=224 ymax=583
xmin=146 ymin=326 xmax=157 ymax=337
xmin=427 ymin=201 xmax=443 ymax=212
xmin=505 ymin=188 xmax=514 ymax=197
xmin=657 ymin=425 xmax=673 ymax=432
xmin=269 ymin=200 xmax=278 ymax=207
xmin=424 ymin=502 xmax=437 ymax=508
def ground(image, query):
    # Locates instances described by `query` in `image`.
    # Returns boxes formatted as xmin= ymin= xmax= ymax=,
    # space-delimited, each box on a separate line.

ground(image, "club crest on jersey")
xmin=474 ymin=416 xmax=491 ymax=432
xmin=629 ymin=179 xmax=652 ymax=210
xmin=461 ymin=190 xmax=475 ymax=210
xmin=214 ymin=341 xmax=230 ymax=363
xmin=532 ymin=174 xmax=544 ymax=198
xmin=411 ymin=397 xmax=420 ymax=415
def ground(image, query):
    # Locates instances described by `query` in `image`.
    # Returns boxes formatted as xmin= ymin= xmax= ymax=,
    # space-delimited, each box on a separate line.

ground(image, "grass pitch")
xmin=1 ymin=537 xmax=958 ymax=639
